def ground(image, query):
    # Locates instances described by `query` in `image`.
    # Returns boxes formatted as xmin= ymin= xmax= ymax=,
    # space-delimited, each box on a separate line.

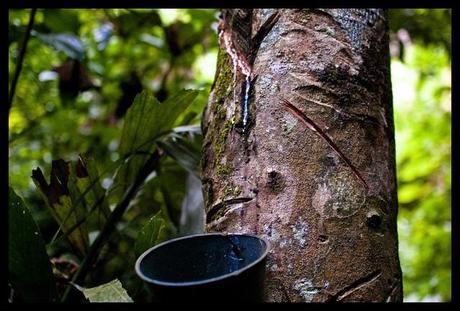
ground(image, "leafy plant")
xmin=10 ymin=88 xmax=205 ymax=302
xmin=390 ymin=10 xmax=451 ymax=301
xmin=8 ymin=187 xmax=58 ymax=302
xmin=8 ymin=8 xmax=217 ymax=303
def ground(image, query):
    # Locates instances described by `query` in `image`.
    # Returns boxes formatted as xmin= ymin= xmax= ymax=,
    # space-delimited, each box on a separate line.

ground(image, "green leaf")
xmin=110 ymin=90 xmax=199 ymax=204
xmin=33 ymin=32 xmax=85 ymax=61
xmin=119 ymin=89 xmax=199 ymax=157
xmin=81 ymin=279 xmax=133 ymax=302
xmin=32 ymin=160 xmax=89 ymax=257
xmin=8 ymin=187 xmax=57 ymax=302
xmin=134 ymin=211 xmax=174 ymax=257
xmin=72 ymin=155 xmax=111 ymax=231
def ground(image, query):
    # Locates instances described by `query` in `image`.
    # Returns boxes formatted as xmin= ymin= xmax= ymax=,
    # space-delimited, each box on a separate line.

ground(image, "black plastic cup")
xmin=135 ymin=233 xmax=270 ymax=302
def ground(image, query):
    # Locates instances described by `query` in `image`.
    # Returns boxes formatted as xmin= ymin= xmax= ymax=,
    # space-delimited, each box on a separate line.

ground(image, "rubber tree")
xmin=201 ymin=9 xmax=403 ymax=302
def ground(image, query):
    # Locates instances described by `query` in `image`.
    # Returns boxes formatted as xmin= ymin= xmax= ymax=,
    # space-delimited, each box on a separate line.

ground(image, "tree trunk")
xmin=201 ymin=9 xmax=402 ymax=302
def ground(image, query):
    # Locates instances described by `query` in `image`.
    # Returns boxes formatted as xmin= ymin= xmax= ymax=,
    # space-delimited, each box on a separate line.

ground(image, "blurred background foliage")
xmin=8 ymin=9 xmax=450 ymax=302
xmin=389 ymin=9 xmax=451 ymax=302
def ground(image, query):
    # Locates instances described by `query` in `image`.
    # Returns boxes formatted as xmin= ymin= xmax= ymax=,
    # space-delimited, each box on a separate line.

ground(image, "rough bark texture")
xmin=202 ymin=9 xmax=402 ymax=302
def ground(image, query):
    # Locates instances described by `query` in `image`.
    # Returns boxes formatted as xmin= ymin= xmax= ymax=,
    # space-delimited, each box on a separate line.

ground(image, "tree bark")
xmin=202 ymin=9 xmax=402 ymax=302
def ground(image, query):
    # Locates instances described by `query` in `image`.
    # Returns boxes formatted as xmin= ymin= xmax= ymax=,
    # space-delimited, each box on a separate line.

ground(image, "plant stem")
xmin=9 ymin=8 xmax=37 ymax=114
xmin=61 ymin=149 xmax=163 ymax=302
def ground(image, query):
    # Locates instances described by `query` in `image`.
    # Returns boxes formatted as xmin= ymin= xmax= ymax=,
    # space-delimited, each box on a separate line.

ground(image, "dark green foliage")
xmin=389 ymin=9 xmax=451 ymax=302
xmin=389 ymin=9 xmax=451 ymax=58
xmin=42 ymin=9 xmax=81 ymax=35
xmin=8 ymin=188 xmax=58 ymax=302
xmin=9 ymin=9 xmax=216 ymax=302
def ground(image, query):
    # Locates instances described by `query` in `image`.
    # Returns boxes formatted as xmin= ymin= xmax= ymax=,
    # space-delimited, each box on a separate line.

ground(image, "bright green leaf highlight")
xmin=82 ymin=279 xmax=133 ymax=302
xmin=135 ymin=211 xmax=174 ymax=257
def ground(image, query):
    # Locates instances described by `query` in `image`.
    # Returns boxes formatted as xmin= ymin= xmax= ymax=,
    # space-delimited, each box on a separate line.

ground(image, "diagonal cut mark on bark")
xmin=327 ymin=269 xmax=382 ymax=302
xmin=282 ymin=99 xmax=369 ymax=191
xmin=295 ymin=93 xmax=353 ymax=119
xmin=385 ymin=281 xmax=400 ymax=302
xmin=289 ymin=80 xmax=385 ymax=128
xmin=206 ymin=197 xmax=254 ymax=223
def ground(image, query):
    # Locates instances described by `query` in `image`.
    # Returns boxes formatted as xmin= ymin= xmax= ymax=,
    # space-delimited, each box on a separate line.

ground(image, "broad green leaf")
xmin=45 ymin=157 xmax=123 ymax=252
xmin=32 ymin=156 xmax=112 ymax=256
xmin=135 ymin=211 xmax=174 ymax=257
xmin=8 ymin=187 xmax=57 ymax=302
xmin=71 ymin=155 xmax=111 ymax=231
xmin=81 ymin=279 xmax=133 ymax=302
xmin=32 ymin=160 xmax=89 ymax=257
xmin=33 ymin=32 xmax=85 ymax=61
xmin=110 ymin=90 xmax=198 ymax=203
xmin=119 ymin=89 xmax=199 ymax=157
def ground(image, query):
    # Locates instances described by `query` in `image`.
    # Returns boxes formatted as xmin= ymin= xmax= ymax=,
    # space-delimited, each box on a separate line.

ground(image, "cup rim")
xmin=134 ymin=232 xmax=270 ymax=287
